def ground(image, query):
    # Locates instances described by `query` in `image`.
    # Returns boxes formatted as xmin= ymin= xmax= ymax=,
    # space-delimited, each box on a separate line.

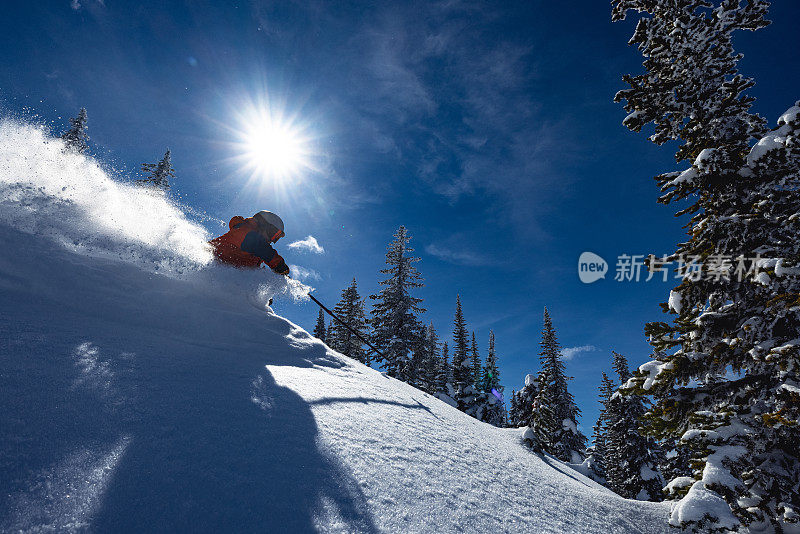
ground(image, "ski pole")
xmin=307 ymin=292 xmax=387 ymax=361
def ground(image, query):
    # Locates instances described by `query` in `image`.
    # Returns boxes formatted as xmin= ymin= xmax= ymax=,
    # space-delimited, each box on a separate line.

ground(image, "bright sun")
xmin=232 ymin=101 xmax=314 ymax=185
xmin=244 ymin=120 xmax=306 ymax=179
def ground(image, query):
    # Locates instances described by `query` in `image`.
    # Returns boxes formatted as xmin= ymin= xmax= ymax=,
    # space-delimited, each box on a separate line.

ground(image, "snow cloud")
xmin=288 ymin=235 xmax=324 ymax=254
xmin=425 ymin=244 xmax=488 ymax=266
xmin=0 ymin=120 xmax=213 ymax=272
xmin=561 ymin=345 xmax=597 ymax=361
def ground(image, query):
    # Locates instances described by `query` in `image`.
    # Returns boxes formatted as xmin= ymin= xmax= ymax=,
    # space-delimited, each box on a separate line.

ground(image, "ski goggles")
xmin=271 ymin=229 xmax=285 ymax=242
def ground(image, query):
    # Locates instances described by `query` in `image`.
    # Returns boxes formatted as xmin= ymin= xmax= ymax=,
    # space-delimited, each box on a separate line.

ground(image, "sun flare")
xmin=244 ymin=120 xmax=305 ymax=178
xmin=232 ymin=101 xmax=314 ymax=185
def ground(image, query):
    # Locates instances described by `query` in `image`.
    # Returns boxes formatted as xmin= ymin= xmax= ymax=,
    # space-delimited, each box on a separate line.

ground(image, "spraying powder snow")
xmin=0 ymin=118 xmax=312 ymax=303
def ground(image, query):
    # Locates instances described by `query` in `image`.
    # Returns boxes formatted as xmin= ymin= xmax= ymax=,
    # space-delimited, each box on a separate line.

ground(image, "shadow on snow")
xmin=0 ymin=227 xmax=378 ymax=532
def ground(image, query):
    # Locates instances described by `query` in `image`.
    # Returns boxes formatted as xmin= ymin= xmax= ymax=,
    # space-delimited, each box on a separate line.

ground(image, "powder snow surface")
xmin=0 ymin=120 xmax=671 ymax=532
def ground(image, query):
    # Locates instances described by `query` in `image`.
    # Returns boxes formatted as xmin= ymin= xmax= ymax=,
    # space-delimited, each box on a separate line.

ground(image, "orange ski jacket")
xmin=209 ymin=216 xmax=289 ymax=273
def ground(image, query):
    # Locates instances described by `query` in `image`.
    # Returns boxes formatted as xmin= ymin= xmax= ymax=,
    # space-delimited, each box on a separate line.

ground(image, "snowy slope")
xmin=0 ymin=120 xmax=672 ymax=533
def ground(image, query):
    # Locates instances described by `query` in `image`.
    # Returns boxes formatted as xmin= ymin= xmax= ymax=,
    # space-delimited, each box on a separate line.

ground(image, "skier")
xmin=209 ymin=210 xmax=290 ymax=275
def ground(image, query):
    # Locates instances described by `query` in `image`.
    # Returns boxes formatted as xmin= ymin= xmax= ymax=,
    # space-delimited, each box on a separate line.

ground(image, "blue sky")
xmin=2 ymin=0 xmax=798 ymax=432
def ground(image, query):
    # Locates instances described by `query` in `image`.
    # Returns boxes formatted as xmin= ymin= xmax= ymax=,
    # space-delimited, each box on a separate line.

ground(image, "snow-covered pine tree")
xmin=450 ymin=295 xmax=472 ymax=409
xmin=137 ymin=150 xmax=175 ymax=190
xmin=410 ymin=325 xmax=430 ymax=391
xmin=330 ymin=278 xmax=369 ymax=364
xmin=587 ymin=372 xmax=616 ymax=482
xmin=325 ymin=320 xmax=333 ymax=346
xmin=472 ymin=384 xmax=506 ymax=427
xmin=313 ymin=309 xmax=327 ymax=341
xmin=475 ymin=330 xmax=506 ymax=427
xmin=533 ymin=308 xmax=586 ymax=462
xmin=481 ymin=331 xmax=501 ymax=394
xmin=660 ymin=436 xmax=693 ymax=500
xmin=604 ymin=352 xmax=664 ymax=502
xmin=516 ymin=374 xmax=539 ymax=427
xmin=443 ymin=304 xmax=502 ymax=426
xmin=61 ymin=108 xmax=89 ymax=153
xmin=508 ymin=390 xmax=520 ymax=427
xmin=434 ymin=341 xmax=450 ymax=395
xmin=460 ymin=335 xmax=487 ymax=420
xmin=420 ymin=323 xmax=441 ymax=393
xmin=613 ymin=1 xmax=800 ymax=530
xmin=470 ymin=332 xmax=481 ymax=388
xmin=517 ymin=390 xmax=527 ymax=429
xmin=369 ymin=226 xmax=425 ymax=382
xmin=404 ymin=323 xmax=442 ymax=394
xmin=523 ymin=373 xmax=553 ymax=454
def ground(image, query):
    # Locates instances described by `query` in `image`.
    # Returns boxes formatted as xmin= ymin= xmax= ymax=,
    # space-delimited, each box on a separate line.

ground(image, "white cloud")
xmin=287 ymin=235 xmax=324 ymax=254
xmin=288 ymin=265 xmax=321 ymax=282
xmin=561 ymin=345 xmax=597 ymax=361
xmin=425 ymin=243 xmax=488 ymax=266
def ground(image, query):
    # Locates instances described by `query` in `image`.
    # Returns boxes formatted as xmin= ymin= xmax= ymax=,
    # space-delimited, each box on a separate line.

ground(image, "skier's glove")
xmin=275 ymin=261 xmax=290 ymax=276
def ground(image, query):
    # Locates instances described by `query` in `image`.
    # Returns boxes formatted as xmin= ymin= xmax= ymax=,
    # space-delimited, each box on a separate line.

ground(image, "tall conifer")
xmin=435 ymin=341 xmax=450 ymax=395
xmin=613 ymin=0 xmax=799 ymax=529
xmin=604 ymin=352 xmax=663 ymax=501
xmin=313 ymin=308 xmax=326 ymax=341
xmin=450 ymin=295 xmax=471 ymax=407
xmin=530 ymin=308 xmax=586 ymax=462
xmin=470 ymin=332 xmax=481 ymax=388
xmin=369 ymin=226 xmax=425 ymax=381
xmin=330 ymin=278 xmax=369 ymax=364
xmin=481 ymin=331 xmax=501 ymax=394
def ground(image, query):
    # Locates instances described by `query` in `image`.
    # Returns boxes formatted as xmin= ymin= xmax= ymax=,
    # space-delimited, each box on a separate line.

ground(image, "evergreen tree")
xmin=515 ymin=374 xmax=539 ymax=428
xmin=137 ymin=150 xmax=175 ymax=190
xmin=61 ymin=108 xmax=89 ymax=153
xmin=508 ymin=389 xmax=520 ymax=427
xmin=660 ymin=437 xmax=693 ymax=500
xmin=471 ymin=330 xmax=506 ymax=427
xmin=450 ymin=295 xmax=472 ymax=408
xmin=434 ymin=341 xmax=450 ymax=395
xmin=444 ymin=299 xmax=500 ymax=423
xmin=420 ymin=323 xmax=441 ymax=393
xmin=480 ymin=395 xmax=506 ymax=428
xmin=531 ymin=308 xmax=586 ymax=462
xmin=523 ymin=373 xmax=553 ymax=454
xmin=409 ymin=325 xmax=430 ymax=390
xmin=325 ymin=320 xmax=333 ymax=346
xmin=330 ymin=278 xmax=369 ymax=364
xmin=460 ymin=332 xmax=482 ymax=418
xmin=469 ymin=332 xmax=481 ymax=388
xmin=481 ymin=330 xmax=501 ymax=394
xmin=589 ymin=372 xmax=616 ymax=480
xmin=604 ymin=352 xmax=664 ymax=501
xmin=369 ymin=226 xmax=425 ymax=381
xmin=614 ymin=1 xmax=799 ymax=529
xmin=313 ymin=308 xmax=327 ymax=341
xmin=407 ymin=324 xmax=443 ymax=394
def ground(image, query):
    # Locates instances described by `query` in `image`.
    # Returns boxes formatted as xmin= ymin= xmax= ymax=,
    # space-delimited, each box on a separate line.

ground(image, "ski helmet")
xmin=254 ymin=210 xmax=285 ymax=242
